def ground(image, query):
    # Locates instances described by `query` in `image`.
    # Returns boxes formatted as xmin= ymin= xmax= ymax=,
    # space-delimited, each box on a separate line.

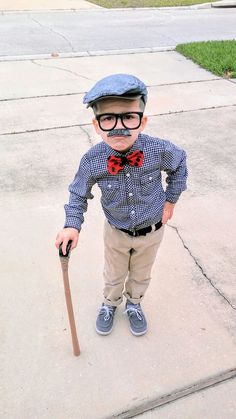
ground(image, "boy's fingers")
xmin=162 ymin=209 xmax=173 ymax=224
xmin=55 ymin=229 xmax=79 ymax=253
xmin=62 ymin=239 xmax=69 ymax=256
xmin=162 ymin=210 xmax=168 ymax=224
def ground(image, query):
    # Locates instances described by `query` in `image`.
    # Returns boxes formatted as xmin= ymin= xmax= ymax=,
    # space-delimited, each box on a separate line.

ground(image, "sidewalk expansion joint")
xmin=0 ymin=124 xmax=82 ymax=137
xmin=1 ymin=104 xmax=236 ymax=137
xmin=0 ymin=92 xmax=82 ymax=103
xmin=0 ymin=78 xmax=220 ymax=104
xmin=30 ymin=59 xmax=95 ymax=81
xmin=110 ymin=367 xmax=236 ymax=418
xmin=168 ymin=224 xmax=236 ymax=311
xmin=28 ymin=15 xmax=76 ymax=53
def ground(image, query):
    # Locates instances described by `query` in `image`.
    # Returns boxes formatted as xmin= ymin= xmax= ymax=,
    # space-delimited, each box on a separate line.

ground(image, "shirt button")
xmin=131 ymin=210 xmax=135 ymax=215
xmin=128 ymin=193 xmax=133 ymax=197
xmin=126 ymin=173 xmax=130 ymax=177
xmin=149 ymin=176 xmax=152 ymax=180
xmin=108 ymin=184 xmax=111 ymax=188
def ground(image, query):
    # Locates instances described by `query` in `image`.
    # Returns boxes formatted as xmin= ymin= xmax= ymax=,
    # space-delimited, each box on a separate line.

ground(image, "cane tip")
xmin=74 ymin=349 xmax=81 ymax=357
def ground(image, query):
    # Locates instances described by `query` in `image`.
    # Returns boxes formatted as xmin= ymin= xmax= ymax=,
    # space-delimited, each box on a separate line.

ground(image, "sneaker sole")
xmin=95 ymin=326 xmax=113 ymax=335
xmin=129 ymin=327 xmax=147 ymax=336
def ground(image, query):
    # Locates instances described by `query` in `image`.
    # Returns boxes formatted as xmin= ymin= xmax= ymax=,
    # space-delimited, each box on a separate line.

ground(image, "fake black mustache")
xmin=107 ymin=129 xmax=131 ymax=137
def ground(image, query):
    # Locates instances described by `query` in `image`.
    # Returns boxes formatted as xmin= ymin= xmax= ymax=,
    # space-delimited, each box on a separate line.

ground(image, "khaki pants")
xmin=103 ymin=220 xmax=164 ymax=306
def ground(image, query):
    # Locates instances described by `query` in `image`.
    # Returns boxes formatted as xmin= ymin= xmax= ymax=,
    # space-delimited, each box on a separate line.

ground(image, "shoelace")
xmin=99 ymin=306 xmax=115 ymax=321
xmin=124 ymin=305 xmax=143 ymax=321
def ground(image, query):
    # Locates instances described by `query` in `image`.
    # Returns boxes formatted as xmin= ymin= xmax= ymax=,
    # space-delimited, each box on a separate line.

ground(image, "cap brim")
xmin=86 ymin=93 xmax=143 ymax=108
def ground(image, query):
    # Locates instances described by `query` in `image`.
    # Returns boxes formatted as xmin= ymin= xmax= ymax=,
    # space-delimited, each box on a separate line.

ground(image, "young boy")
xmin=55 ymin=74 xmax=187 ymax=337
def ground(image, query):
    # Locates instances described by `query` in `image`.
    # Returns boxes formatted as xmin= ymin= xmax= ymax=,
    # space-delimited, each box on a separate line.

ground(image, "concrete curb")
xmin=0 ymin=46 xmax=176 ymax=62
xmin=94 ymin=3 xmax=214 ymax=10
xmin=1 ymin=1 xmax=236 ymax=13
xmin=0 ymin=8 xmax=101 ymax=13
xmin=0 ymin=2 xmax=216 ymax=13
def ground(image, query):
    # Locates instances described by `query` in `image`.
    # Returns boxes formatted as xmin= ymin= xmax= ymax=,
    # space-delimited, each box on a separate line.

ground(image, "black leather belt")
xmin=118 ymin=220 xmax=163 ymax=237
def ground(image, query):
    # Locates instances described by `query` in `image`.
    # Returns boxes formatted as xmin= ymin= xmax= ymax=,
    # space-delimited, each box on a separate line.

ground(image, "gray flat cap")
xmin=83 ymin=73 xmax=148 ymax=107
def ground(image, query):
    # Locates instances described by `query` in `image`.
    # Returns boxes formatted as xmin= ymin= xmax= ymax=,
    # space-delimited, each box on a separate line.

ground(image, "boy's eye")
xmin=100 ymin=115 xmax=115 ymax=122
xmin=123 ymin=114 xmax=135 ymax=120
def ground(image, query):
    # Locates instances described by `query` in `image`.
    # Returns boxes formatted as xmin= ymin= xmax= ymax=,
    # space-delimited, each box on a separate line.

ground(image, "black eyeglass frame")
xmin=95 ymin=112 xmax=144 ymax=132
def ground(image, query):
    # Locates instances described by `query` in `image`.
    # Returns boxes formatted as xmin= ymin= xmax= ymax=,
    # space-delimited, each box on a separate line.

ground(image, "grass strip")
xmin=88 ymin=0 xmax=215 ymax=7
xmin=176 ymin=40 xmax=236 ymax=78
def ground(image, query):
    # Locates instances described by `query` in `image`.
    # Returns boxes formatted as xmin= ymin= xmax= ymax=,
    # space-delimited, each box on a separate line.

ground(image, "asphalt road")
xmin=1 ymin=7 xmax=236 ymax=58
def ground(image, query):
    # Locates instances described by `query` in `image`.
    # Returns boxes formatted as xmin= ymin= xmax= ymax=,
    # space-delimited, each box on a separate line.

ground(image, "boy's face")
xmin=92 ymin=98 xmax=148 ymax=153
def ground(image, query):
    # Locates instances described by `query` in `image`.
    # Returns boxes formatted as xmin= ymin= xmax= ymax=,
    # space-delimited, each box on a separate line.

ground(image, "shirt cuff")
xmin=64 ymin=218 xmax=82 ymax=231
xmin=165 ymin=193 xmax=180 ymax=204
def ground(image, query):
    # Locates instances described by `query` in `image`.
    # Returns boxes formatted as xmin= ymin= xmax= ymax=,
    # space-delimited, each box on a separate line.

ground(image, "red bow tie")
xmin=107 ymin=150 xmax=144 ymax=175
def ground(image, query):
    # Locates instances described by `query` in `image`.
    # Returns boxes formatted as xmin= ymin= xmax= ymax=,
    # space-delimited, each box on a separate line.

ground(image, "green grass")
xmin=88 ymin=0 xmax=216 ymax=7
xmin=176 ymin=40 xmax=236 ymax=78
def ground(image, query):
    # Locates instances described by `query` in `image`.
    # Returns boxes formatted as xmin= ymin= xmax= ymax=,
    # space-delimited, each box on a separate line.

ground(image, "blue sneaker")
xmin=96 ymin=303 xmax=117 ymax=335
xmin=125 ymin=301 xmax=147 ymax=336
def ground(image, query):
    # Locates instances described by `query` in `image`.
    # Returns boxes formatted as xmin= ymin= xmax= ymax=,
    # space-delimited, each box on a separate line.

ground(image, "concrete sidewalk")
xmin=212 ymin=0 xmax=236 ymax=7
xmin=1 ymin=51 xmax=236 ymax=419
xmin=0 ymin=0 xmax=101 ymax=11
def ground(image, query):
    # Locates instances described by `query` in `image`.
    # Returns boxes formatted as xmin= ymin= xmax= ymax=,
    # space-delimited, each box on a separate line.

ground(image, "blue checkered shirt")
xmin=64 ymin=133 xmax=187 ymax=232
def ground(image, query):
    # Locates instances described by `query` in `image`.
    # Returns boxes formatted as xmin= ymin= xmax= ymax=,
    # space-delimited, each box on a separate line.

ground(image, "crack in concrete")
xmin=28 ymin=15 xmax=76 ymax=53
xmin=79 ymin=125 xmax=94 ymax=147
xmin=168 ymin=224 xmax=236 ymax=311
xmin=31 ymin=59 xmax=94 ymax=81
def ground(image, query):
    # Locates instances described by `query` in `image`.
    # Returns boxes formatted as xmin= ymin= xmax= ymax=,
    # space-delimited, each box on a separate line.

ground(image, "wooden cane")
xmin=59 ymin=240 xmax=80 ymax=356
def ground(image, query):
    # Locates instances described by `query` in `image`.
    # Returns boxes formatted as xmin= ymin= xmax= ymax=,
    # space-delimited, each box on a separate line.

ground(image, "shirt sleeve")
xmin=64 ymin=155 xmax=96 ymax=231
xmin=160 ymin=140 xmax=188 ymax=204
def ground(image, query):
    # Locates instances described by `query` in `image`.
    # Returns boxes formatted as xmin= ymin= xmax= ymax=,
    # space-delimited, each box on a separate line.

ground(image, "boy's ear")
xmin=140 ymin=115 xmax=148 ymax=130
xmin=92 ymin=118 xmax=100 ymax=134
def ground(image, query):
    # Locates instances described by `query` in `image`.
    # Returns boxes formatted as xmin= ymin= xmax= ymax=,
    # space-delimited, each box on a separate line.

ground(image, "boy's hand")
xmin=55 ymin=228 xmax=79 ymax=256
xmin=162 ymin=202 xmax=175 ymax=224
